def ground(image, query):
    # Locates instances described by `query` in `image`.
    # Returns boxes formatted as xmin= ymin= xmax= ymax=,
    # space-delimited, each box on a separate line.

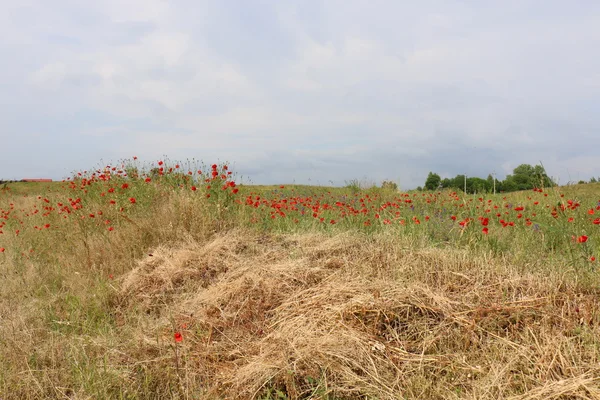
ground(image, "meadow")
xmin=1 ymin=158 xmax=599 ymax=399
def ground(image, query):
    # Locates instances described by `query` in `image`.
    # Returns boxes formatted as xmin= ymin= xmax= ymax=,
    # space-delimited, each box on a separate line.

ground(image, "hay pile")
xmin=117 ymin=230 xmax=600 ymax=399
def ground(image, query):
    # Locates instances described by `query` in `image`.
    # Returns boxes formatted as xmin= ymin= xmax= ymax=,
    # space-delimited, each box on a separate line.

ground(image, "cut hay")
xmin=116 ymin=230 xmax=600 ymax=399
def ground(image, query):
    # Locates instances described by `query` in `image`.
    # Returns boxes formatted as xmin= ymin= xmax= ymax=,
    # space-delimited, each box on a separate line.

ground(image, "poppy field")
xmin=1 ymin=158 xmax=600 ymax=399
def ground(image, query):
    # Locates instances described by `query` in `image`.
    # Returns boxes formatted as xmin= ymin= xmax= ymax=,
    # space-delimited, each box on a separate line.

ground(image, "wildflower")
xmin=174 ymin=332 xmax=183 ymax=342
xmin=577 ymin=235 xmax=588 ymax=243
xmin=191 ymin=186 xmax=197 ymax=191
xmin=482 ymin=227 xmax=489 ymax=235
xmin=129 ymin=197 xmax=136 ymax=204
xmin=0 ymin=248 xmax=4 ymax=253
xmin=145 ymin=177 xmax=151 ymax=183
xmin=121 ymin=183 xmax=129 ymax=189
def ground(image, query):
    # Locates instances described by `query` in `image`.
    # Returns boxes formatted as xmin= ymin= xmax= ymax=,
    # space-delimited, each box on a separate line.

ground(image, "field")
xmin=1 ymin=159 xmax=600 ymax=399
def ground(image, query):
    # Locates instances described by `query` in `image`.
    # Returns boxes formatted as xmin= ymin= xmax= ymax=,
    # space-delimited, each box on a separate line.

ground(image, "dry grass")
xmin=2 ymin=179 xmax=600 ymax=399
xmin=109 ymin=230 xmax=600 ymax=399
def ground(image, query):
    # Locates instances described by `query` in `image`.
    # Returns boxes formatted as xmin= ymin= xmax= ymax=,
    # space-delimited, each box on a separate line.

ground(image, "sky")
xmin=1 ymin=1 xmax=599 ymax=188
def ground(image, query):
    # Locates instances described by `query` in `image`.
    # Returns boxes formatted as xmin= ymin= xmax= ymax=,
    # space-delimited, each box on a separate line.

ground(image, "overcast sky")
xmin=1 ymin=1 xmax=599 ymax=188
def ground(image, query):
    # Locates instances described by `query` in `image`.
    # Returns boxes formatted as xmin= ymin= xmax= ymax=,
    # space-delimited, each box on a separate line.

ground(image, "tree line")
xmin=420 ymin=164 xmax=558 ymax=194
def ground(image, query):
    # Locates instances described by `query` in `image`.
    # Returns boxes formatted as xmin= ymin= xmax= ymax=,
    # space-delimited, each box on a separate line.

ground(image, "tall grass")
xmin=0 ymin=158 xmax=599 ymax=399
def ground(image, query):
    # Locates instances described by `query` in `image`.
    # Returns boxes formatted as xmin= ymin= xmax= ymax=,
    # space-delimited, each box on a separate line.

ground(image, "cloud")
xmin=1 ymin=1 xmax=599 ymax=187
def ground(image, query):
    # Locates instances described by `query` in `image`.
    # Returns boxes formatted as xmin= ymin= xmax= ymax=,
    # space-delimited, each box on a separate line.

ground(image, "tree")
xmin=381 ymin=180 xmax=398 ymax=191
xmin=590 ymin=177 xmax=598 ymax=183
xmin=501 ymin=164 xmax=555 ymax=192
xmin=440 ymin=178 xmax=452 ymax=189
xmin=468 ymin=177 xmax=491 ymax=194
xmin=424 ymin=172 xmax=441 ymax=191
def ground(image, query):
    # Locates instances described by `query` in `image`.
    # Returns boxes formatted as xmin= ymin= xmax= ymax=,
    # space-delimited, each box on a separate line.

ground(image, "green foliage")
xmin=432 ymin=163 xmax=556 ymax=193
xmin=424 ymin=172 xmax=441 ymax=190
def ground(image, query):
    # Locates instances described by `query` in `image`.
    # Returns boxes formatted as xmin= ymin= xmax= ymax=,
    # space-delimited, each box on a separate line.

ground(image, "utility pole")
xmin=464 ymin=173 xmax=467 ymax=194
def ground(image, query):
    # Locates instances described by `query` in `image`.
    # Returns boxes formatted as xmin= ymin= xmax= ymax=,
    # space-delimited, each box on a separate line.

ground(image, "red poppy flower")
xmin=0 ymin=248 xmax=5 ymax=253
xmin=578 ymin=235 xmax=588 ymax=243
xmin=191 ymin=186 xmax=197 ymax=191
xmin=121 ymin=183 xmax=129 ymax=189
xmin=482 ymin=227 xmax=489 ymax=235
xmin=129 ymin=197 xmax=136 ymax=204
xmin=174 ymin=332 xmax=183 ymax=342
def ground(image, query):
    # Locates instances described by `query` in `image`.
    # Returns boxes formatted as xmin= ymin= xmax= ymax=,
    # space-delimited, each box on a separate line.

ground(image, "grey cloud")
xmin=1 ymin=1 xmax=599 ymax=187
